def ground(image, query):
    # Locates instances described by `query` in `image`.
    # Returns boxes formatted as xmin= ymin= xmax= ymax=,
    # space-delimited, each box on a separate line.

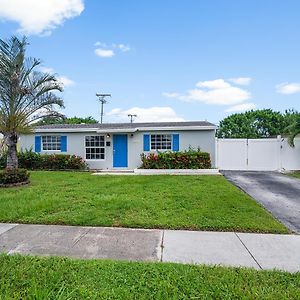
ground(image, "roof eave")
xmin=96 ymin=128 xmax=137 ymax=133
xmin=33 ymin=125 xmax=216 ymax=133
xmin=34 ymin=128 xmax=100 ymax=133
xmin=136 ymin=125 xmax=216 ymax=131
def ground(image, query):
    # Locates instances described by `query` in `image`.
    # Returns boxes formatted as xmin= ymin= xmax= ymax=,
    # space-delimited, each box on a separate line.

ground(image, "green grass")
xmin=0 ymin=254 xmax=299 ymax=299
xmin=0 ymin=171 xmax=288 ymax=233
xmin=289 ymin=172 xmax=300 ymax=179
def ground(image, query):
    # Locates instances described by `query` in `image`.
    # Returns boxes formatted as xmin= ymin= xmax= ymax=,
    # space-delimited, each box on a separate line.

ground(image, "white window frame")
xmin=84 ymin=135 xmax=106 ymax=161
xmin=41 ymin=135 xmax=61 ymax=151
xmin=150 ymin=134 xmax=172 ymax=151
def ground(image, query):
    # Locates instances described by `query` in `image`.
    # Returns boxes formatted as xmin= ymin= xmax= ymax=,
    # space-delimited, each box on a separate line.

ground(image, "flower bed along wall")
xmin=0 ymin=150 xmax=87 ymax=170
xmin=140 ymin=149 xmax=211 ymax=169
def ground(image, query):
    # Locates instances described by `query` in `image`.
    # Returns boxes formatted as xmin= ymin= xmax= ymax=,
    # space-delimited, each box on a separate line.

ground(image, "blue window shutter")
xmin=172 ymin=134 xmax=179 ymax=151
xmin=35 ymin=136 xmax=41 ymax=153
xmin=143 ymin=134 xmax=150 ymax=151
xmin=61 ymin=136 xmax=67 ymax=152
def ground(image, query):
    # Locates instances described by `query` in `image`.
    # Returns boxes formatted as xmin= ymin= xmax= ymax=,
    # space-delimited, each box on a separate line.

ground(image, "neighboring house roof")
xmin=33 ymin=121 xmax=217 ymax=133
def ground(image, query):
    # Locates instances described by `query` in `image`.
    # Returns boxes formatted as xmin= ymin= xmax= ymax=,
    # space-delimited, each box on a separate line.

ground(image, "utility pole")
xmin=96 ymin=93 xmax=111 ymax=124
xmin=128 ymin=114 xmax=137 ymax=123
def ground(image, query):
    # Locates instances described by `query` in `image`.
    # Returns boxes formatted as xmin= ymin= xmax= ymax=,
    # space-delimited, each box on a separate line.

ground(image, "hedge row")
xmin=0 ymin=150 xmax=87 ymax=170
xmin=140 ymin=149 xmax=211 ymax=169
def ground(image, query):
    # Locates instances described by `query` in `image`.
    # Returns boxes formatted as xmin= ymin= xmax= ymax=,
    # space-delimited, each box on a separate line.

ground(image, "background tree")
xmin=285 ymin=113 xmax=300 ymax=147
xmin=0 ymin=36 xmax=64 ymax=169
xmin=36 ymin=116 xmax=98 ymax=125
xmin=217 ymin=109 xmax=293 ymax=138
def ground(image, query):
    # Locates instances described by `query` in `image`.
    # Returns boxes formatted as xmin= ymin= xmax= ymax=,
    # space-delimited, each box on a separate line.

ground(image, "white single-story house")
xmin=19 ymin=121 xmax=217 ymax=169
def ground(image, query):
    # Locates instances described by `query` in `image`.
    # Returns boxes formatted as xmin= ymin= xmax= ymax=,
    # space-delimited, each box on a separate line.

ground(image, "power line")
xmin=96 ymin=93 xmax=111 ymax=124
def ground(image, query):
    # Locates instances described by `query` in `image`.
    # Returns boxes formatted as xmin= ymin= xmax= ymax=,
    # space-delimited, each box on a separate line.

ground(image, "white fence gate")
xmin=216 ymin=137 xmax=300 ymax=171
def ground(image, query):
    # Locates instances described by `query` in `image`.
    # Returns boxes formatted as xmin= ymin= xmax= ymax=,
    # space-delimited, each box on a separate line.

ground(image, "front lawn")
xmin=0 ymin=171 xmax=288 ymax=233
xmin=0 ymin=255 xmax=299 ymax=299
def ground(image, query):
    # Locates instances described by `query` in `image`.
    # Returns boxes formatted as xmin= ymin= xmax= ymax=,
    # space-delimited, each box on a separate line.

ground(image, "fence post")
xmin=277 ymin=135 xmax=282 ymax=171
xmin=215 ymin=138 xmax=218 ymax=169
xmin=246 ymin=138 xmax=249 ymax=170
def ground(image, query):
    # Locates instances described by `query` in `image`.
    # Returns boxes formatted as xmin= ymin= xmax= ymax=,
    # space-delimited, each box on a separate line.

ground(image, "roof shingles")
xmin=34 ymin=121 xmax=216 ymax=130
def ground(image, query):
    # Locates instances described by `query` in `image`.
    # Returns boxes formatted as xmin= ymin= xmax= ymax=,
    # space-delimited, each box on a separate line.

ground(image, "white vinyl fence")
xmin=216 ymin=137 xmax=300 ymax=171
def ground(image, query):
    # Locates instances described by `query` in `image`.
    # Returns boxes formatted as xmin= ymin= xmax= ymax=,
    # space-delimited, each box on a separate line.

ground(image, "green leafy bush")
xmin=140 ymin=149 xmax=211 ymax=169
xmin=0 ymin=150 xmax=87 ymax=170
xmin=41 ymin=154 xmax=87 ymax=170
xmin=0 ymin=168 xmax=30 ymax=185
xmin=17 ymin=150 xmax=43 ymax=169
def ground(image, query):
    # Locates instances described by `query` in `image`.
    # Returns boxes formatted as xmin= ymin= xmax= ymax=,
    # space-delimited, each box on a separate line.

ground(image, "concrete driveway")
xmin=222 ymin=171 xmax=300 ymax=233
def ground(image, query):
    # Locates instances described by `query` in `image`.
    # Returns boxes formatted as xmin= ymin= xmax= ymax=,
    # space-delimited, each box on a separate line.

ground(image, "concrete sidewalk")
xmin=1 ymin=223 xmax=300 ymax=273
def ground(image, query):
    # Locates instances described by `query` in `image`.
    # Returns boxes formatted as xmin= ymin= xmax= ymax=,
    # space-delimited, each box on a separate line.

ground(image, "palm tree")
xmin=286 ymin=114 xmax=300 ymax=147
xmin=0 ymin=36 xmax=64 ymax=169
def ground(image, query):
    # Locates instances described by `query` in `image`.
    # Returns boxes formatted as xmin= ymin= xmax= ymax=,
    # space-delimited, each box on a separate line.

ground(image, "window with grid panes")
xmin=85 ymin=135 xmax=105 ymax=160
xmin=42 ymin=136 xmax=61 ymax=151
xmin=150 ymin=134 xmax=172 ymax=150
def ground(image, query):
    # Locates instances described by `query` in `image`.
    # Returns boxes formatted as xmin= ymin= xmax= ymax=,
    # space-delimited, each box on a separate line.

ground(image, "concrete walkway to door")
xmin=1 ymin=223 xmax=300 ymax=273
xmin=222 ymin=171 xmax=300 ymax=234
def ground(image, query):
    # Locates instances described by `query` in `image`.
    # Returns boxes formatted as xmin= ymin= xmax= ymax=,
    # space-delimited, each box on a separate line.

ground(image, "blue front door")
xmin=113 ymin=134 xmax=128 ymax=168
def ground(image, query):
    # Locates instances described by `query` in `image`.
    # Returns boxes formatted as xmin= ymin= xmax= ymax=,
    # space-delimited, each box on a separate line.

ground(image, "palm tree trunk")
xmin=5 ymin=133 xmax=18 ymax=169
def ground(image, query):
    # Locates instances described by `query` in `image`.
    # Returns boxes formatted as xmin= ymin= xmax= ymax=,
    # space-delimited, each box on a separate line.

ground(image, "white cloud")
xmin=39 ymin=66 xmax=54 ymax=73
xmin=94 ymin=41 xmax=106 ymax=47
xmin=173 ymin=79 xmax=251 ymax=105
xmin=107 ymin=107 xmax=184 ymax=123
xmin=162 ymin=92 xmax=181 ymax=98
xmin=225 ymin=103 xmax=256 ymax=113
xmin=57 ymin=75 xmax=74 ymax=87
xmin=94 ymin=48 xmax=115 ymax=58
xmin=118 ymin=44 xmax=131 ymax=52
xmin=94 ymin=42 xmax=131 ymax=58
xmin=0 ymin=0 xmax=84 ymax=35
xmin=276 ymin=82 xmax=300 ymax=94
xmin=229 ymin=77 xmax=252 ymax=85
xmin=40 ymin=66 xmax=74 ymax=88
xmin=196 ymin=79 xmax=231 ymax=89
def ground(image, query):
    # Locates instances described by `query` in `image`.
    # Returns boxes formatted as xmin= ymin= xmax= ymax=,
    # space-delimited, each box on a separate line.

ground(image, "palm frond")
xmin=0 ymin=35 xmax=64 ymax=137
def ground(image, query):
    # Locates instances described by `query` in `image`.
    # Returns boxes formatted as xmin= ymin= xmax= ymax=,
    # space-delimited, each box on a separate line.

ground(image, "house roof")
xmin=34 ymin=121 xmax=216 ymax=133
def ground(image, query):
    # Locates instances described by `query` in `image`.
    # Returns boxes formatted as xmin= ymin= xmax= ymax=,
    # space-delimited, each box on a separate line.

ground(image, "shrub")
xmin=140 ymin=149 xmax=211 ymax=169
xmin=17 ymin=149 xmax=43 ymax=169
xmin=0 ymin=168 xmax=30 ymax=185
xmin=0 ymin=150 xmax=87 ymax=170
xmin=41 ymin=154 xmax=87 ymax=170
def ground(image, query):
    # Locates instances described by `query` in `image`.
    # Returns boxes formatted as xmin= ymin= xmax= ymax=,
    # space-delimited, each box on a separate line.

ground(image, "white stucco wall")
xmin=19 ymin=129 xmax=216 ymax=169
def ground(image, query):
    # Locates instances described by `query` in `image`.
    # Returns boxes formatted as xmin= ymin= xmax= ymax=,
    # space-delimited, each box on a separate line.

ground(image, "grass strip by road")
xmin=0 ymin=171 xmax=288 ymax=233
xmin=0 ymin=254 xmax=299 ymax=299
xmin=289 ymin=172 xmax=300 ymax=179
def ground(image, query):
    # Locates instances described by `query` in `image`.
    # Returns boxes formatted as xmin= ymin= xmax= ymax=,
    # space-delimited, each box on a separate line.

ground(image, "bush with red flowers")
xmin=140 ymin=149 xmax=211 ymax=169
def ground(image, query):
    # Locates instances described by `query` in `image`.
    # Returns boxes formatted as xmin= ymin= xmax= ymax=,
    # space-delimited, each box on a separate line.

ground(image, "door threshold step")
xmin=98 ymin=169 xmax=134 ymax=173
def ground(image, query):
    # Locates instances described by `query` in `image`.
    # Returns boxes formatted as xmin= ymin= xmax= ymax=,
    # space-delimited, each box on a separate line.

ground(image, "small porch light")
xmin=106 ymin=133 xmax=111 ymax=138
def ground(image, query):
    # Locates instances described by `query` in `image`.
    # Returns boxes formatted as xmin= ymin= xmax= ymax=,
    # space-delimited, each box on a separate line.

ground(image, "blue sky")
xmin=1 ymin=0 xmax=300 ymax=124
